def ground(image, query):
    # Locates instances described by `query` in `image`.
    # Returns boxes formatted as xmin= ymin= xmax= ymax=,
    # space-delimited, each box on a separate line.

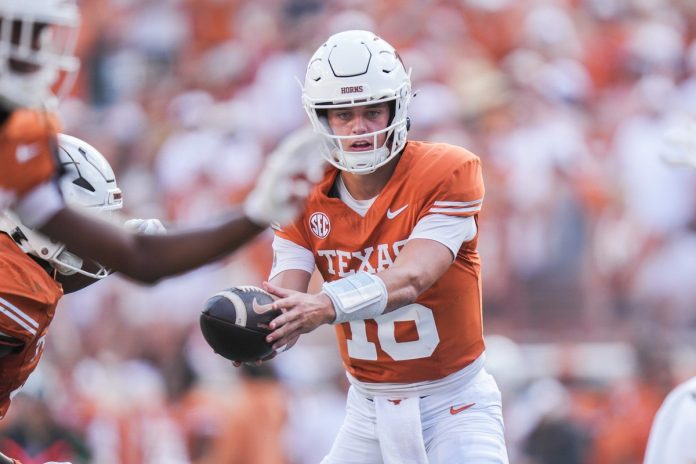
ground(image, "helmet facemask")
xmin=302 ymin=30 xmax=412 ymax=175
xmin=0 ymin=0 xmax=80 ymax=109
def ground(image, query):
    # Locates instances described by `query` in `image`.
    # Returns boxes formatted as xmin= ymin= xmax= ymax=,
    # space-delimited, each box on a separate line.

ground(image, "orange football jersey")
xmin=276 ymin=141 xmax=485 ymax=383
xmin=0 ymin=233 xmax=63 ymax=418
xmin=0 ymin=109 xmax=60 ymax=198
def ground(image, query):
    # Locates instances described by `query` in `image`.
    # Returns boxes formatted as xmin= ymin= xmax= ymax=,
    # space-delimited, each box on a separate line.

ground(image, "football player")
xmin=262 ymin=30 xmax=509 ymax=463
xmin=0 ymin=134 xmax=162 ymax=464
xmin=0 ymin=0 xmax=322 ymax=285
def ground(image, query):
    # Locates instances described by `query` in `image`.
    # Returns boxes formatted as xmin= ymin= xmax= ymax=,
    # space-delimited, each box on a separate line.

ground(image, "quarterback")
xmin=264 ymin=30 xmax=509 ymax=463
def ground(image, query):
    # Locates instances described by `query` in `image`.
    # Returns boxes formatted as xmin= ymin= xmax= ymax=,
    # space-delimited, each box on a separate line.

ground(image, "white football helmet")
xmin=302 ymin=30 xmax=412 ymax=174
xmin=0 ymin=134 xmax=123 ymax=279
xmin=0 ymin=0 xmax=80 ymax=109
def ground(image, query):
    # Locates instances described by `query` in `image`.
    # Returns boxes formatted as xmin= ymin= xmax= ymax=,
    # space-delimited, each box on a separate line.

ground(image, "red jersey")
xmin=276 ymin=141 xmax=485 ymax=383
xmin=0 ymin=233 xmax=63 ymax=418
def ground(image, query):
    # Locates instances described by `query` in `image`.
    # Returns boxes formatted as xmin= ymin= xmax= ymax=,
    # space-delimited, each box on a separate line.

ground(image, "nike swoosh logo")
xmin=449 ymin=402 xmax=475 ymax=415
xmin=386 ymin=204 xmax=408 ymax=219
xmin=252 ymin=297 xmax=275 ymax=315
xmin=16 ymin=144 xmax=40 ymax=163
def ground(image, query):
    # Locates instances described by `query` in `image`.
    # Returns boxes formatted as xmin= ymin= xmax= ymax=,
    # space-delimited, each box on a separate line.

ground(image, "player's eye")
xmin=336 ymin=111 xmax=352 ymax=121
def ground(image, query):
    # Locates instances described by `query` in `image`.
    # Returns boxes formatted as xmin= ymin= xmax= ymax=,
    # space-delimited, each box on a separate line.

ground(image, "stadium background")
xmin=2 ymin=0 xmax=696 ymax=462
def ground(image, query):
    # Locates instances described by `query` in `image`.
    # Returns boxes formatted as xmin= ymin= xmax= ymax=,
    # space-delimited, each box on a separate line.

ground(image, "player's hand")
xmin=263 ymin=280 xmax=335 ymax=350
xmin=244 ymin=128 xmax=325 ymax=227
xmin=662 ymin=119 xmax=696 ymax=168
xmin=124 ymin=218 xmax=167 ymax=235
xmin=231 ymin=350 xmax=278 ymax=368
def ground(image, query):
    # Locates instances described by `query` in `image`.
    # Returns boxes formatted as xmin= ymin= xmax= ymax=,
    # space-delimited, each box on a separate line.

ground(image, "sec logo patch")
xmin=309 ymin=212 xmax=330 ymax=239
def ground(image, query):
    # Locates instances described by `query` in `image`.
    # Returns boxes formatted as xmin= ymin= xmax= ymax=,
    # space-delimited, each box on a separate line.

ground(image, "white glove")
xmin=661 ymin=119 xmax=696 ymax=169
xmin=244 ymin=127 xmax=325 ymax=227
xmin=124 ymin=218 xmax=167 ymax=235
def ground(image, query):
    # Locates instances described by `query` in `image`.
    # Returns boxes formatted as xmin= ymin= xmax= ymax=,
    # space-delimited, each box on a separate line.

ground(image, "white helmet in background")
xmin=0 ymin=0 xmax=81 ymax=109
xmin=0 ymin=134 xmax=123 ymax=279
xmin=302 ymin=30 xmax=412 ymax=174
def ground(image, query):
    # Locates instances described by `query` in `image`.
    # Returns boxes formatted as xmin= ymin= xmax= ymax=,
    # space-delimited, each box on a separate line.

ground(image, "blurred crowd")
xmin=2 ymin=0 xmax=696 ymax=462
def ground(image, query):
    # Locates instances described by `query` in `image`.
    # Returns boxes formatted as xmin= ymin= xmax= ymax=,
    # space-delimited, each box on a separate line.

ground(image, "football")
xmin=200 ymin=286 xmax=282 ymax=362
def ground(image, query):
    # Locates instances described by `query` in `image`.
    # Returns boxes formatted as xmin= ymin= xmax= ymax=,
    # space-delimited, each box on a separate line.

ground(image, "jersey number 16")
xmin=346 ymin=304 xmax=440 ymax=361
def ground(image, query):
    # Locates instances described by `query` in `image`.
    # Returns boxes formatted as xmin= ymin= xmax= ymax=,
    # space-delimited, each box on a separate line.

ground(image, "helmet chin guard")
xmin=302 ymin=30 xmax=412 ymax=174
xmin=0 ymin=134 xmax=123 ymax=279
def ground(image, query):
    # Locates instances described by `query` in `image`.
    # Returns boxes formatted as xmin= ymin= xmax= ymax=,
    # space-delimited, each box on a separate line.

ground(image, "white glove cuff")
xmin=322 ymin=271 xmax=388 ymax=324
xmin=124 ymin=218 xmax=167 ymax=235
xmin=15 ymin=182 xmax=64 ymax=228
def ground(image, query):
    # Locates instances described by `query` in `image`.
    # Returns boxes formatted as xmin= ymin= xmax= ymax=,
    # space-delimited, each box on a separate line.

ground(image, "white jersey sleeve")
xmin=408 ymin=214 xmax=477 ymax=258
xmin=269 ymin=235 xmax=316 ymax=280
xmin=644 ymin=376 xmax=696 ymax=464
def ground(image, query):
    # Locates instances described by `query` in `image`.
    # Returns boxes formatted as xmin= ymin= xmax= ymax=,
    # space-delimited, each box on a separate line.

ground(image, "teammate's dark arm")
xmin=40 ymin=206 xmax=264 ymax=284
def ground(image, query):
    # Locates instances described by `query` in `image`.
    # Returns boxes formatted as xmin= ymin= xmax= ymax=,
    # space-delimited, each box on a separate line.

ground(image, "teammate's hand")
xmin=662 ymin=119 xmax=696 ymax=169
xmin=124 ymin=218 xmax=167 ymax=235
xmin=263 ymin=280 xmax=335 ymax=351
xmin=244 ymin=128 xmax=325 ymax=226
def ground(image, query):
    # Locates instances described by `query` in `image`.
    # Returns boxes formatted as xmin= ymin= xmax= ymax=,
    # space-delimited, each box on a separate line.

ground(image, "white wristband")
xmin=322 ymin=271 xmax=388 ymax=324
xmin=14 ymin=182 xmax=64 ymax=228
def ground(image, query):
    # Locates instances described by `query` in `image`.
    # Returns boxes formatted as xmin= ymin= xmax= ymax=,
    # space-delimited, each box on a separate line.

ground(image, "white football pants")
xmin=321 ymin=368 xmax=509 ymax=464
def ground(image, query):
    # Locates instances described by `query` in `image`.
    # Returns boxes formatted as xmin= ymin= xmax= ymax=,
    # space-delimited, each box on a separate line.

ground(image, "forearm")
xmin=40 ymin=206 xmax=264 ymax=283
xmin=269 ymin=269 xmax=312 ymax=293
xmin=376 ymin=265 xmax=431 ymax=313
xmin=378 ymin=238 xmax=454 ymax=311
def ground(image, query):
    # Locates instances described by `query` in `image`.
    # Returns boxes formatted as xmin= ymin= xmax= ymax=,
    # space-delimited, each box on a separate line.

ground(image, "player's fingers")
xmin=282 ymin=335 xmax=300 ymax=352
xmin=273 ymin=318 xmax=307 ymax=349
xmin=268 ymin=302 xmax=295 ymax=328
xmin=270 ymin=293 xmax=306 ymax=315
xmin=289 ymin=179 xmax=312 ymax=200
xmin=272 ymin=332 xmax=297 ymax=351
xmin=267 ymin=315 xmax=300 ymax=345
xmin=267 ymin=317 xmax=287 ymax=340
xmin=260 ymin=351 xmax=278 ymax=362
xmin=263 ymin=280 xmax=296 ymax=299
